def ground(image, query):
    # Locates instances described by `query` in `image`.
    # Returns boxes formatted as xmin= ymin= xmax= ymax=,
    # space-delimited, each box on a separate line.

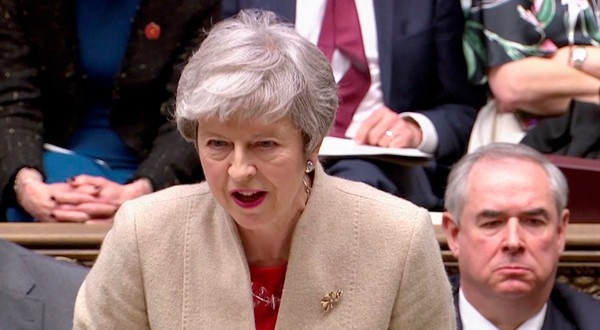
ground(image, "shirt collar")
xmin=459 ymin=288 xmax=547 ymax=330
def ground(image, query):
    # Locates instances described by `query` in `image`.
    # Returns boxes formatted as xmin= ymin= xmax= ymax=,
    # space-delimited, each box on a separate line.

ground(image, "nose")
xmin=502 ymin=217 xmax=524 ymax=254
xmin=228 ymin=148 xmax=256 ymax=182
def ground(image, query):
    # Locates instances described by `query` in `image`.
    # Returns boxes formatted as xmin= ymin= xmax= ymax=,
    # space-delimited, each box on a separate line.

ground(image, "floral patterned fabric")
xmin=463 ymin=0 xmax=600 ymax=84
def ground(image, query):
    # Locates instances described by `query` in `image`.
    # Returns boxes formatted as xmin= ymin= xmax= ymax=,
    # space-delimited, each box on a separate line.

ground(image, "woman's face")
xmin=196 ymin=115 xmax=314 ymax=234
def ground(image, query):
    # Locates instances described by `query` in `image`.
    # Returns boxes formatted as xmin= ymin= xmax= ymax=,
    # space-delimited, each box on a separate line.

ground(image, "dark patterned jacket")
xmin=0 ymin=0 xmax=221 ymax=209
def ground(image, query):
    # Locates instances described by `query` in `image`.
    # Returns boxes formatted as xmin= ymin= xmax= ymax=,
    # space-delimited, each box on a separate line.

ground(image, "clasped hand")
xmin=17 ymin=175 xmax=152 ymax=223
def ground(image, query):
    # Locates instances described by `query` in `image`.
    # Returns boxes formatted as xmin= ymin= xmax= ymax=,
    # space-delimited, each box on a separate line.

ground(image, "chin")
xmin=494 ymin=281 xmax=534 ymax=298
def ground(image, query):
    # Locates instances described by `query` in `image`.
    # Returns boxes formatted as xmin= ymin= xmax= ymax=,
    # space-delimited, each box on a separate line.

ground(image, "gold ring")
xmin=385 ymin=130 xmax=394 ymax=138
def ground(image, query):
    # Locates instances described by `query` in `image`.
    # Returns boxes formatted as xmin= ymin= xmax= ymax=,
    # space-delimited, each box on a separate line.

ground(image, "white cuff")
xmin=399 ymin=112 xmax=438 ymax=154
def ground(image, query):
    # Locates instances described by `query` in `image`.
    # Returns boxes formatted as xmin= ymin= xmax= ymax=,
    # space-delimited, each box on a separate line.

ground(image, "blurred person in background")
xmin=0 ymin=0 xmax=220 ymax=222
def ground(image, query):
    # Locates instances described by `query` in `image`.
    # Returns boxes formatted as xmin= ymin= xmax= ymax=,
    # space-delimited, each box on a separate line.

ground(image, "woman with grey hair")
xmin=74 ymin=9 xmax=454 ymax=329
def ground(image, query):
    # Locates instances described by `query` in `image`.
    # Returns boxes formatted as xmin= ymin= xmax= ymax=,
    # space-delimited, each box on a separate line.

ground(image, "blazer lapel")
xmin=276 ymin=165 xmax=360 ymax=329
xmin=181 ymin=205 xmax=256 ymax=329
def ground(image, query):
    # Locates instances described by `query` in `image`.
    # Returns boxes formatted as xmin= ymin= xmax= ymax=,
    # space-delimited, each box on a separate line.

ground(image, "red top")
xmin=250 ymin=263 xmax=287 ymax=330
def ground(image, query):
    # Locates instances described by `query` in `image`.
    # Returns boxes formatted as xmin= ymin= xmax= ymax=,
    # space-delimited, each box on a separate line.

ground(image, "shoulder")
xmin=114 ymin=182 xmax=218 ymax=236
xmin=0 ymin=238 xmax=88 ymax=297
xmin=326 ymin=174 xmax=429 ymax=222
xmin=549 ymin=282 xmax=600 ymax=326
xmin=121 ymin=182 xmax=213 ymax=214
xmin=314 ymin=174 xmax=432 ymax=242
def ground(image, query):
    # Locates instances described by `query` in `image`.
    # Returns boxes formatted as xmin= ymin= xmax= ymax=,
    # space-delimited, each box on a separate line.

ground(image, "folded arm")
xmin=489 ymin=46 xmax=600 ymax=116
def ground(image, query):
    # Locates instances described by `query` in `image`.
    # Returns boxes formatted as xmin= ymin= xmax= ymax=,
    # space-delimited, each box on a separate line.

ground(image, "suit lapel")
xmin=0 ymin=242 xmax=44 ymax=330
xmin=541 ymin=298 xmax=576 ymax=330
xmin=373 ymin=0 xmax=395 ymax=105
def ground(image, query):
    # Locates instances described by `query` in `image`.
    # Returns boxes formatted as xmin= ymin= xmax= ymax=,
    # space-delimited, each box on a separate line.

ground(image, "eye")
xmin=255 ymin=140 xmax=276 ymax=149
xmin=206 ymin=139 xmax=229 ymax=149
xmin=523 ymin=218 xmax=546 ymax=227
xmin=480 ymin=220 xmax=503 ymax=229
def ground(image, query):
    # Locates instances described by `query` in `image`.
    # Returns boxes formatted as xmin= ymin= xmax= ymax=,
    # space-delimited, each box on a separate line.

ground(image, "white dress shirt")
xmin=459 ymin=288 xmax=548 ymax=330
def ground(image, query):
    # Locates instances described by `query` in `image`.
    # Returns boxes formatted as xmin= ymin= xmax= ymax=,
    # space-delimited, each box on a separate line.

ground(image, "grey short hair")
xmin=175 ymin=9 xmax=338 ymax=155
xmin=444 ymin=143 xmax=569 ymax=225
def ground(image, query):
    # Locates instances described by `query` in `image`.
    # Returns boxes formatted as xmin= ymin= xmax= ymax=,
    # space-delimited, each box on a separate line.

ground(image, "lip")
xmin=494 ymin=264 xmax=531 ymax=275
xmin=230 ymin=190 xmax=267 ymax=209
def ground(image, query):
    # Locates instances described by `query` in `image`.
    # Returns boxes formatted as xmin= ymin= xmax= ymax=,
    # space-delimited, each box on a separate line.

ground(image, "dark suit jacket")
xmin=0 ymin=0 xmax=221 ymax=209
xmin=223 ymin=0 xmax=485 ymax=166
xmin=450 ymin=275 xmax=600 ymax=330
xmin=0 ymin=239 xmax=88 ymax=330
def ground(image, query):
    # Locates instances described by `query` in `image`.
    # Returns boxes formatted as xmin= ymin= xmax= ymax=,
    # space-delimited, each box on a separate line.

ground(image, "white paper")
xmin=318 ymin=137 xmax=432 ymax=166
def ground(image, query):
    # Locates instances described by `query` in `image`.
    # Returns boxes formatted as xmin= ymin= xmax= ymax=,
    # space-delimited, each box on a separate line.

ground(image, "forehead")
xmin=198 ymin=114 xmax=298 ymax=136
xmin=464 ymin=158 xmax=555 ymax=214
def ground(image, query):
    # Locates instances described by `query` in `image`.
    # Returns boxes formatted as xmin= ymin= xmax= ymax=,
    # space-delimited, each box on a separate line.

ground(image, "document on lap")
xmin=318 ymin=137 xmax=432 ymax=166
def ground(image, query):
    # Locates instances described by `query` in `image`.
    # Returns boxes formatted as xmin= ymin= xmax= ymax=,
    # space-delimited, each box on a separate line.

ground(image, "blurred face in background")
xmin=444 ymin=158 xmax=569 ymax=304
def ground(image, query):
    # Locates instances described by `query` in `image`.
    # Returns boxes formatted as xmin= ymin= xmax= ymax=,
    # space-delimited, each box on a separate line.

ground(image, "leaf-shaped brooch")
xmin=320 ymin=289 xmax=343 ymax=312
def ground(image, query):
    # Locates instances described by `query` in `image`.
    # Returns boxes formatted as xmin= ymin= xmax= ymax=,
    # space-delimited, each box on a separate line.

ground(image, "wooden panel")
xmin=545 ymin=154 xmax=600 ymax=223
xmin=1 ymin=222 xmax=599 ymax=297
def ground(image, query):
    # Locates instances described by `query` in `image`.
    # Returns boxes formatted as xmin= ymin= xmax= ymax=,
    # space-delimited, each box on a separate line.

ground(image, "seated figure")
xmin=222 ymin=0 xmax=486 ymax=210
xmin=0 ymin=238 xmax=88 ymax=329
xmin=0 ymin=0 xmax=219 ymax=222
xmin=442 ymin=142 xmax=600 ymax=329
xmin=464 ymin=0 xmax=600 ymax=156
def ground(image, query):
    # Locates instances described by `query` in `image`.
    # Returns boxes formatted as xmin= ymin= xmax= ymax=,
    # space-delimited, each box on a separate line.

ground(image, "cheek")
xmin=459 ymin=236 xmax=499 ymax=267
xmin=199 ymin=158 xmax=226 ymax=185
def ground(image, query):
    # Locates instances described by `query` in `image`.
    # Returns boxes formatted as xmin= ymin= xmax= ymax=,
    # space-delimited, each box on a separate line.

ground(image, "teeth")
xmin=239 ymin=192 xmax=255 ymax=196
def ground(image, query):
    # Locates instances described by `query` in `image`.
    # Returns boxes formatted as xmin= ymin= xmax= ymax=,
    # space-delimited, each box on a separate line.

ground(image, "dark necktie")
xmin=317 ymin=0 xmax=371 ymax=138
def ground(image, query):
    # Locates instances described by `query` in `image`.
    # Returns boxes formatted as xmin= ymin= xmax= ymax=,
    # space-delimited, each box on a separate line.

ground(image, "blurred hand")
xmin=15 ymin=179 xmax=96 ymax=222
xmin=354 ymin=107 xmax=423 ymax=148
xmin=58 ymin=175 xmax=153 ymax=222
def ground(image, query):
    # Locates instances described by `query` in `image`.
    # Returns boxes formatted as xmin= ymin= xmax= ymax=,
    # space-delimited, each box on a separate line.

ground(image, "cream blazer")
xmin=74 ymin=165 xmax=455 ymax=329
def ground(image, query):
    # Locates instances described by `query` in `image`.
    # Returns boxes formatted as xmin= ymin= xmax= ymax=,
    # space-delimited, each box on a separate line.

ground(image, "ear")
xmin=442 ymin=211 xmax=461 ymax=259
xmin=308 ymin=141 xmax=322 ymax=163
xmin=556 ymin=208 xmax=570 ymax=254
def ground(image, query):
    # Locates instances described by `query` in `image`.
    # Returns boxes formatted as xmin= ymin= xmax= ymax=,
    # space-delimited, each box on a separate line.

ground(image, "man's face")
xmin=444 ymin=158 xmax=569 ymax=302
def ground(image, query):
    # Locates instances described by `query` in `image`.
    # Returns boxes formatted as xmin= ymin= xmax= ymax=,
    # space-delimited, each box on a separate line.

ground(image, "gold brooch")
xmin=320 ymin=289 xmax=343 ymax=312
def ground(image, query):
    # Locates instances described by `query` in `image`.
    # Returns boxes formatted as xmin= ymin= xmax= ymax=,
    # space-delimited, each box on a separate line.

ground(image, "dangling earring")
xmin=305 ymin=160 xmax=315 ymax=174
xmin=302 ymin=177 xmax=311 ymax=195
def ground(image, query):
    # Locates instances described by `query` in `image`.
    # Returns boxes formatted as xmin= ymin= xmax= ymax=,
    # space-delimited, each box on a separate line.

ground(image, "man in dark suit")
xmin=222 ymin=0 xmax=485 ymax=210
xmin=0 ymin=238 xmax=88 ymax=329
xmin=442 ymin=143 xmax=600 ymax=330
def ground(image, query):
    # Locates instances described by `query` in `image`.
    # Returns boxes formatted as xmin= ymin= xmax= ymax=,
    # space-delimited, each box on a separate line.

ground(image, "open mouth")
xmin=232 ymin=191 xmax=267 ymax=205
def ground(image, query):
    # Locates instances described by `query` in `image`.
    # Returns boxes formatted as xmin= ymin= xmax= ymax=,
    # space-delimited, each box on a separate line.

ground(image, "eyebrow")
xmin=476 ymin=208 xmax=550 ymax=219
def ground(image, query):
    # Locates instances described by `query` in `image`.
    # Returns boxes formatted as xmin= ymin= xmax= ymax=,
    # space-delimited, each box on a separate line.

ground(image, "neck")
xmin=239 ymin=223 xmax=297 ymax=267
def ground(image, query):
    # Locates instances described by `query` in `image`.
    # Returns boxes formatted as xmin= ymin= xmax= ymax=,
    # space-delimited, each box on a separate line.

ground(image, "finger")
xmin=385 ymin=121 xmax=413 ymax=148
xmin=68 ymin=175 xmax=109 ymax=188
xmin=52 ymin=191 xmax=99 ymax=204
xmin=51 ymin=209 xmax=91 ymax=223
xmin=388 ymin=133 xmax=411 ymax=148
xmin=354 ymin=109 xmax=386 ymax=144
xmin=60 ymin=202 xmax=119 ymax=218
xmin=73 ymin=184 xmax=101 ymax=196
xmin=367 ymin=114 xmax=401 ymax=146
